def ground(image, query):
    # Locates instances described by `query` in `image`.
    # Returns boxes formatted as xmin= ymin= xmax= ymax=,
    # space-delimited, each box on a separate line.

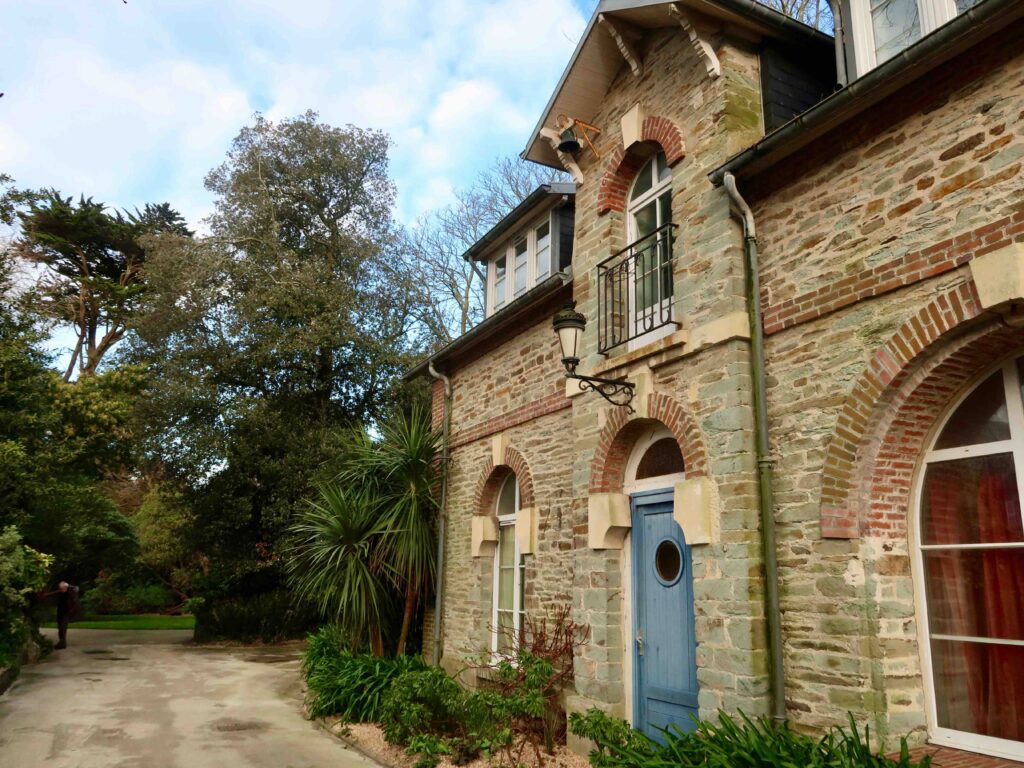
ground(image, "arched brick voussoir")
xmin=589 ymin=392 xmax=709 ymax=495
xmin=597 ymin=115 xmax=686 ymax=215
xmin=819 ymin=282 xmax=984 ymax=539
xmin=474 ymin=445 xmax=536 ymax=516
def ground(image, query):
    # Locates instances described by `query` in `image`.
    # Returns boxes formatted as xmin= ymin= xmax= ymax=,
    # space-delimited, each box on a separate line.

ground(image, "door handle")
xmin=635 ymin=631 xmax=644 ymax=657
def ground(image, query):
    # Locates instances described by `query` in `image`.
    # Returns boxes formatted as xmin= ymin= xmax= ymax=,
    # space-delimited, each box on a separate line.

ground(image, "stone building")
xmin=408 ymin=0 xmax=1024 ymax=762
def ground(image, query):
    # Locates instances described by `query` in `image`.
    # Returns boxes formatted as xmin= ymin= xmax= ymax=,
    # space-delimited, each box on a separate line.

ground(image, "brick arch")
xmin=596 ymin=115 xmax=686 ymax=215
xmin=820 ymin=282 xmax=986 ymax=538
xmin=589 ymin=392 xmax=708 ymax=494
xmin=475 ymin=445 xmax=536 ymax=516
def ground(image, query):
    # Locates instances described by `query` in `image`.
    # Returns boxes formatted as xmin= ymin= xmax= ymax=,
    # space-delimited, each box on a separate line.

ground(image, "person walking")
xmin=47 ymin=581 xmax=79 ymax=649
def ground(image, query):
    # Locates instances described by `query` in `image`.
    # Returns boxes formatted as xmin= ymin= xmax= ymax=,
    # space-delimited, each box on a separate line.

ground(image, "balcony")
xmin=597 ymin=223 xmax=676 ymax=355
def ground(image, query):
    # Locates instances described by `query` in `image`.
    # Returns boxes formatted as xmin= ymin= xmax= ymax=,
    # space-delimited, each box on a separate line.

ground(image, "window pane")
xmin=636 ymin=437 xmax=685 ymax=479
xmin=658 ymin=191 xmax=673 ymax=300
xmin=535 ymin=222 xmax=551 ymax=280
xmin=630 ymin=157 xmax=654 ymax=201
xmin=496 ymin=610 xmax=514 ymax=654
xmin=921 ymin=454 xmax=1023 ymax=545
xmin=955 ymin=0 xmax=981 ymax=11
xmin=498 ymin=524 xmax=515 ymax=568
xmin=514 ymin=237 xmax=528 ymax=296
xmin=494 ymin=256 xmax=506 ymax=308
xmin=924 ymin=548 xmax=1024 ymax=640
xmin=656 ymin=151 xmax=671 ymax=184
xmin=870 ymin=0 xmax=921 ymax=65
xmin=933 ymin=371 xmax=1009 ymax=449
xmin=931 ymin=639 xmax=1024 ymax=741
xmin=497 ymin=475 xmax=517 ymax=518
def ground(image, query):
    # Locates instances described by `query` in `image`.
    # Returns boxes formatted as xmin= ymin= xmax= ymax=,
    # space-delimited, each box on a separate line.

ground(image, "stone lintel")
xmin=491 ymin=433 xmax=509 ymax=467
xmin=673 ymin=477 xmax=719 ymax=545
xmin=588 ymin=493 xmax=631 ymax=549
xmin=969 ymin=242 xmax=1024 ymax=310
xmin=471 ymin=515 xmax=499 ymax=557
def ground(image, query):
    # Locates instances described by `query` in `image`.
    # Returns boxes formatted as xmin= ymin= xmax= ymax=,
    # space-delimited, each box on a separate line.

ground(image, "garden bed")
xmin=322 ymin=718 xmax=589 ymax=768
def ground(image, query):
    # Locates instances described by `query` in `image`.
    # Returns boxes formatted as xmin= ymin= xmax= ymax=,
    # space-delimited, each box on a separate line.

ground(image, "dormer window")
xmin=849 ymin=0 xmax=982 ymax=76
xmin=486 ymin=212 xmax=568 ymax=316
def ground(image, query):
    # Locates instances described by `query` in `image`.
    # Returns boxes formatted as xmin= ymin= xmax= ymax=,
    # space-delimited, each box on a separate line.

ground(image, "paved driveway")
xmin=0 ymin=629 xmax=379 ymax=768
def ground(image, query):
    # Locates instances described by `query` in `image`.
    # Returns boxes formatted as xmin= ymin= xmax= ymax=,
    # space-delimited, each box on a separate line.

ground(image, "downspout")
xmin=827 ymin=0 xmax=849 ymax=88
xmin=428 ymin=361 xmax=452 ymax=666
xmin=723 ymin=173 xmax=786 ymax=726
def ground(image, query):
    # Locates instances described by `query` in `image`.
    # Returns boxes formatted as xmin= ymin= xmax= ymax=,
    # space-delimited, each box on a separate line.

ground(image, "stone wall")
xmin=748 ymin=21 xmax=1024 ymax=745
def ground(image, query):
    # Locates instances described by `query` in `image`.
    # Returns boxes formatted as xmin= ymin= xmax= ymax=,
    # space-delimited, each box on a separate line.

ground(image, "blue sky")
xmin=1 ymin=0 xmax=594 ymax=229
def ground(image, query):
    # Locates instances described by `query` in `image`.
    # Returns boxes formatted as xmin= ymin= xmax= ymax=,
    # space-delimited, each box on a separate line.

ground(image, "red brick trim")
xmin=819 ymin=283 xmax=983 ymax=538
xmin=763 ymin=205 xmax=1024 ymax=335
xmin=589 ymin=393 xmax=708 ymax=494
xmin=451 ymin=392 xmax=570 ymax=451
xmin=597 ymin=116 xmax=686 ymax=215
xmin=474 ymin=445 xmax=536 ymax=516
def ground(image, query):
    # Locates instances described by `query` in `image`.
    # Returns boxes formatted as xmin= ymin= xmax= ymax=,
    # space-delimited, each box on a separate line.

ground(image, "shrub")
xmin=380 ymin=666 xmax=484 ymax=744
xmin=0 ymin=526 xmax=51 ymax=668
xmin=83 ymin=578 xmax=174 ymax=614
xmin=192 ymin=590 xmax=318 ymax=642
xmin=302 ymin=626 xmax=426 ymax=720
xmin=569 ymin=708 xmax=933 ymax=768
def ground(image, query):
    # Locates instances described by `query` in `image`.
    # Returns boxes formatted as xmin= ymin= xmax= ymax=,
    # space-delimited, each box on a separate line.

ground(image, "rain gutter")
xmin=710 ymin=0 xmax=1021 ymax=185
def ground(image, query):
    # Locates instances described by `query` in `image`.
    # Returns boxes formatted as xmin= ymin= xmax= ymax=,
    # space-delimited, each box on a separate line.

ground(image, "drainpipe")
xmin=723 ymin=173 xmax=787 ymax=727
xmin=428 ymin=361 xmax=452 ymax=667
xmin=827 ymin=0 xmax=849 ymax=88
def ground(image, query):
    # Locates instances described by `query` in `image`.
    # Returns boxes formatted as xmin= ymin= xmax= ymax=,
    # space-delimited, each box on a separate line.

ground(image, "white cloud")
xmin=0 ymin=0 xmax=590 ymax=229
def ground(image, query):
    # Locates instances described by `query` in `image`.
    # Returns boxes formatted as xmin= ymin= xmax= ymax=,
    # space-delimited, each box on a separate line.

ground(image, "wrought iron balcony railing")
xmin=597 ymin=223 xmax=677 ymax=355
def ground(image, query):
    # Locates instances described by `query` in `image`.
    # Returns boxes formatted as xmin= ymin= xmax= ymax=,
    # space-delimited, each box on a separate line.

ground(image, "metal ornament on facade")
xmin=552 ymin=302 xmax=636 ymax=413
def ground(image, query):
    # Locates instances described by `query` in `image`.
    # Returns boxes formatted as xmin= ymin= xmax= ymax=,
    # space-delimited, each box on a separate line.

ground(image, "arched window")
xmin=916 ymin=356 xmax=1024 ymax=750
xmin=625 ymin=425 xmax=685 ymax=492
xmin=627 ymin=151 xmax=673 ymax=347
xmin=493 ymin=474 xmax=525 ymax=654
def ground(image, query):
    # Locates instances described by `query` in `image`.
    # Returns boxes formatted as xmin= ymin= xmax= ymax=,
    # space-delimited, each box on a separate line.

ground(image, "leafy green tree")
xmin=14 ymin=192 xmax=189 ymax=380
xmin=133 ymin=484 xmax=194 ymax=600
xmin=130 ymin=112 xmax=429 ymax=621
xmin=0 ymin=526 xmax=52 ymax=665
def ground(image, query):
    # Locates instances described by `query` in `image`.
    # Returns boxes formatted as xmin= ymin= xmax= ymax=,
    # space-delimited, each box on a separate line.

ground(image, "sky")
xmin=0 ymin=0 xmax=594 ymax=230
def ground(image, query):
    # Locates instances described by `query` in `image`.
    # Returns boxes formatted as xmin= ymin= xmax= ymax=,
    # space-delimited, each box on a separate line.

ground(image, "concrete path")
xmin=0 ymin=629 xmax=380 ymax=768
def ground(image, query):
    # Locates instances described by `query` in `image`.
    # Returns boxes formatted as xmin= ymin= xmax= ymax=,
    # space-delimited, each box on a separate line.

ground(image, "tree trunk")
xmin=396 ymin=578 xmax=416 ymax=656
xmin=369 ymin=623 xmax=384 ymax=657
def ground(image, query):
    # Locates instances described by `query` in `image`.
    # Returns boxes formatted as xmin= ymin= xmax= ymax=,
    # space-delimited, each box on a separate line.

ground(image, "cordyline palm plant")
xmin=336 ymin=406 xmax=441 ymax=655
xmin=287 ymin=483 xmax=395 ymax=655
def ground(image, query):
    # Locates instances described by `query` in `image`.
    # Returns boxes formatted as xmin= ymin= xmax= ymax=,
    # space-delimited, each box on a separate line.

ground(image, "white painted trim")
xmin=910 ymin=353 xmax=1024 ymax=758
xmin=626 ymin=153 xmax=675 ymax=352
xmin=491 ymin=475 xmax=524 ymax=655
xmin=621 ymin=529 xmax=635 ymax=726
xmin=848 ymin=0 xmax=961 ymax=78
xmin=931 ymin=633 xmax=1024 ymax=647
xmin=624 ymin=423 xmax=686 ymax=494
xmin=485 ymin=210 xmax=557 ymax=318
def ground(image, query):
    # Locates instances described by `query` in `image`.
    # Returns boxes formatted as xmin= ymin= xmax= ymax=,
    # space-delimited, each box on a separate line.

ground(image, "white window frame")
xmin=910 ymin=354 xmax=1024 ymax=761
xmin=486 ymin=213 xmax=555 ymax=318
xmin=624 ymin=424 xmax=686 ymax=494
xmin=848 ymin=0 xmax=961 ymax=77
xmin=491 ymin=474 xmax=525 ymax=656
xmin=625 ymin=152 xmax=675 ymax=351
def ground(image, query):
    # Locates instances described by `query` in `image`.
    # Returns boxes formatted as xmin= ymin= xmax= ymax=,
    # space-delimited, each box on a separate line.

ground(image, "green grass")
xmin=41 ymin=614 xmax=195 ymax=631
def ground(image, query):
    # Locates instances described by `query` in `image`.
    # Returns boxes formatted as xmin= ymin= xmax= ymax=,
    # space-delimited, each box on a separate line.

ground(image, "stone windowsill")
xmin=592 ymin=328 xmax=689 ymax=377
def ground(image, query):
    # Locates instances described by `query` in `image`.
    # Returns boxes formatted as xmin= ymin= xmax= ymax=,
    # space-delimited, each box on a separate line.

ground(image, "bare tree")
xmin=406 ymin=157 xmax=568 ymax=346
xmin=757 ymin=0 xmax=834 ymax=32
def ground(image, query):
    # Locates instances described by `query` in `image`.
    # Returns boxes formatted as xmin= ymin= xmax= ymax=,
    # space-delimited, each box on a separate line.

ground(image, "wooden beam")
xmin=598 ymin=13 xmax=643 ymax=78
xmin=667 ymin=3 xmax=721 ymax=79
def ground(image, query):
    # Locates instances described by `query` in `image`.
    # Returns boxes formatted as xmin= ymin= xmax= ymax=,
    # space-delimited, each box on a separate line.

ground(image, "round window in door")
xmin=916 ymin=357 xmax=1024 ymax=752
xmin=655 ymin=539 xmax=683 ymax=586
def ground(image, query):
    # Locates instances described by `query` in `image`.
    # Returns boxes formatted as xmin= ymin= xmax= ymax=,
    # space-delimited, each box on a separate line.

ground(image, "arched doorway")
xmin=914 ymin=355 xmax=1024 ymax=756
xmin=623 ymin=424 xmax=697 ymax=739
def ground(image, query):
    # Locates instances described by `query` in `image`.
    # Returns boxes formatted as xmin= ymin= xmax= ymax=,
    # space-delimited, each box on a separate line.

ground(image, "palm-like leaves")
xmin=287 ymin=483 xmax=395 ymax=653
xmin=336 ymin=406 xmax=441 ymax=654
xmin=288 ymin=407 xmax=441 ymax=655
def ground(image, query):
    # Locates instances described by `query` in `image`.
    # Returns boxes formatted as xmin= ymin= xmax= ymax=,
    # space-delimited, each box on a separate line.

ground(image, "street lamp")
xmin=553 ymin=302 xmax=635 ymax=412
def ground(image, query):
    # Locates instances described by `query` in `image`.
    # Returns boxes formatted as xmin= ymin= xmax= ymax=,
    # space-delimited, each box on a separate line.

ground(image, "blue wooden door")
xmin=631 ymin=489 xmax=699 ymax=739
